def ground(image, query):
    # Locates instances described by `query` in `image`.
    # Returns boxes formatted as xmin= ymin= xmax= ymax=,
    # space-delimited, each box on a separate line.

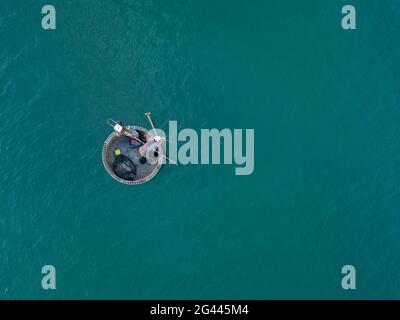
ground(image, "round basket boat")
xmin=102 ymin=125 xmax=163 ymax=185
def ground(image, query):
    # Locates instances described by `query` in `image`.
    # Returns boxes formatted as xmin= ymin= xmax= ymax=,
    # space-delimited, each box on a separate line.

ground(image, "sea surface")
xmin=1 ymin=0 xmax=400 ymax=299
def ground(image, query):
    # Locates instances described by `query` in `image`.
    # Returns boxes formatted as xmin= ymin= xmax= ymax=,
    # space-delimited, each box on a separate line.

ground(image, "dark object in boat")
xmin=113 ymin=152 xmax=137 ymax=181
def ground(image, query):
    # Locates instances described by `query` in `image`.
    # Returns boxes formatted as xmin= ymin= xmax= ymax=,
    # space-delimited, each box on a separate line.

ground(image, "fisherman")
xmin=113 ymin=121 xmax=127 ymax=137
xmin=139 ymin=135 xmax=163 ymax=164
xmin=114 ymin=121 xmax=141 ymax=143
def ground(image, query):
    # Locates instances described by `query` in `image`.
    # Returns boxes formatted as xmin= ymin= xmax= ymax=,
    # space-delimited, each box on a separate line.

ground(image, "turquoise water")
xmin=1 ymin=0 xmax=400 ymax=299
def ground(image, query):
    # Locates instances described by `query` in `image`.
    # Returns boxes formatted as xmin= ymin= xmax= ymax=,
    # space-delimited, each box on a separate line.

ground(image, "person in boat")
xmin=115 ymin=121 xmax=140 ymax=141
xmin=116 ymin=121 xmax=129 ymax=137
xmin=139 ymin=135 xmax=162 ymax=164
